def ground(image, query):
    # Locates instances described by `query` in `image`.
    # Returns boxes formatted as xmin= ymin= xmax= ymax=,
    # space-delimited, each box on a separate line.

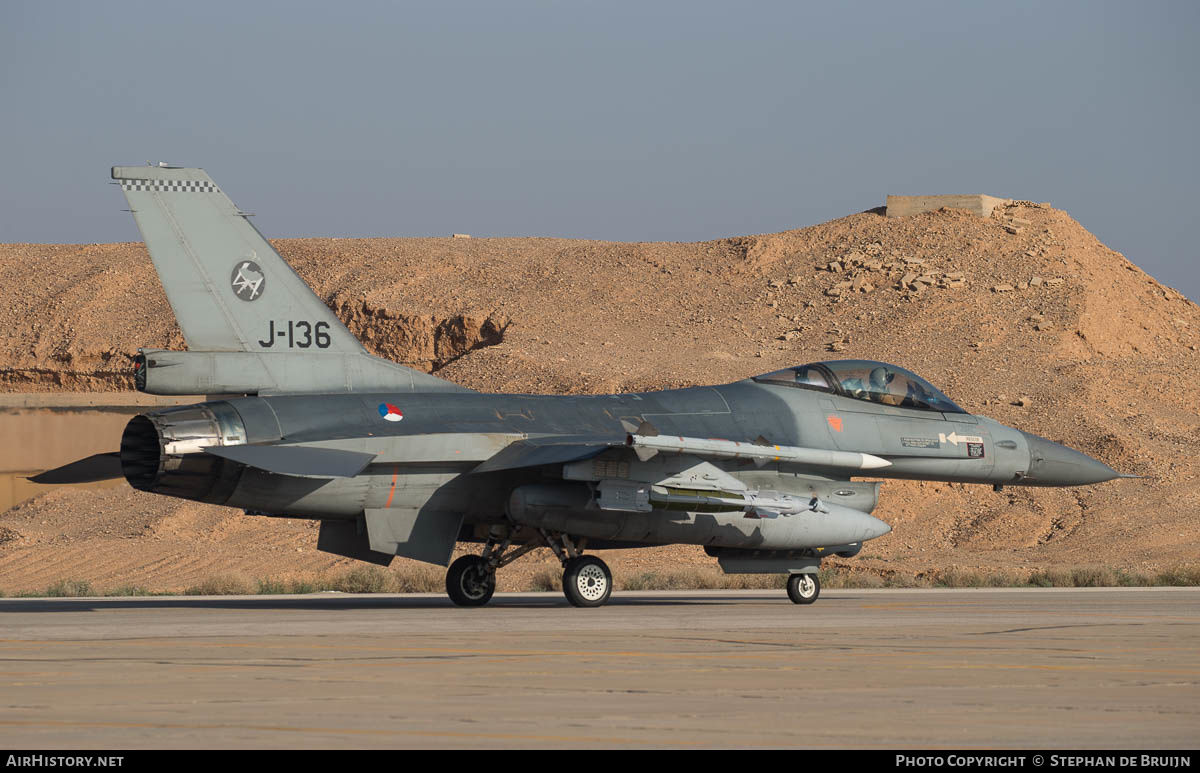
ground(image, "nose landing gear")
xmin=786 ymin=573 xmax=820 ymax=604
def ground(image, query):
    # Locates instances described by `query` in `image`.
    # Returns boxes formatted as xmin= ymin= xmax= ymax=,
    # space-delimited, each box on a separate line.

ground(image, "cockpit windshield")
xmin=753 ymin=360 xmax=966 ymax=413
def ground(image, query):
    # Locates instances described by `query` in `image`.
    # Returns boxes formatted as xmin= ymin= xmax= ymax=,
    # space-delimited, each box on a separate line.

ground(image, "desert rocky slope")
xmin=0 ymin=202 xmax=1197 ymax=592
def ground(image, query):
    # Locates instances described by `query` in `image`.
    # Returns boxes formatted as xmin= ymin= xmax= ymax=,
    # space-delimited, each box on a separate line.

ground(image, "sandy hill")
xmin=0 ymin=202 xmax=1197 ymax=592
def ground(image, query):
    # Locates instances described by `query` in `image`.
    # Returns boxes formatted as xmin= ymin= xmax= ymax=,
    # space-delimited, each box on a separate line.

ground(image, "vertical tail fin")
xmin=113 ymin=164 xmax=364 ymax=354
xmin=112 ymin=164 xmax=471 ymax=394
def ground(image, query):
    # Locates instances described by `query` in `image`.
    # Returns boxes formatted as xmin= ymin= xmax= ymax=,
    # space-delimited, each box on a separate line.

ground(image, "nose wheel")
xmin=563 ymin=555 xmax=613 ymax=608
xmin=787 ymin=573 xmax=820 ymax=604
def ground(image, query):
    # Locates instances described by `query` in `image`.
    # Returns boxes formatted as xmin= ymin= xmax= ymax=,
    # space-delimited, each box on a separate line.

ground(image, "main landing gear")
xmin=562 ymin=554 xmax=613 ymax=608
xmin=444 ymin=528 xmax=613 ymax=608
xmin=445 ymin=555 xmax=495 ymax=607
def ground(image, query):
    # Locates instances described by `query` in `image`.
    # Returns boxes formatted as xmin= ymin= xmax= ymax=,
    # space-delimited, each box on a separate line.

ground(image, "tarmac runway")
xmin=0 ymin=588 xmax=1197 ymax=749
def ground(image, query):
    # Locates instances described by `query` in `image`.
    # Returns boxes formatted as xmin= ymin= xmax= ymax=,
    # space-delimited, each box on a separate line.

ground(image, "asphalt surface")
xmin=0 ymin=588 xmax=1196 ymax=749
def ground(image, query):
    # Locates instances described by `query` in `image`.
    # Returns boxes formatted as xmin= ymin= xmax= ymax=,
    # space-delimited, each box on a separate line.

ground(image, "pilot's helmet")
xmin=869 ymin=367 xmax=894 ymax=391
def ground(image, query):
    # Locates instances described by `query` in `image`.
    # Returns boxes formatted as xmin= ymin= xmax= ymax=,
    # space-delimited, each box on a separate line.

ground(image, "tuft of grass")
xmin=527 ymin=569 xmax=562 ymax=592
xmin=255 ymin=578 xmax=288 ymax=595
xmin=721 ymin=574 xmax=788 ymax=590
xmin=1026 ymin=569 xmax=1064 ymax=587
xmin=104 ymin=585 xmax=151 ymax=597
xmin=45 ymin=579 xmax=94 ymax=597
xmin=620 ymin=570 xmax=787 ymax=591
xmin=252 ymin=577 xmax=321 ymax=594
xmin=820 ymin=568 xmax=885 ymax=589
xmin=882 ymin=573 xmax=932 ymax=589
xmin=1113 ymin=570 xmax=1151 ymax=587
xmin=622 ymin=570 xmax=720 ymax=591
xmin=984 ymin=571 xmax=1025 ymax=588
xmin=933 ymin=569 xmax=987 ymax=588
xmin=323 ymin=565 xmax=395 ymax=594
xmin=287 ymin=579 xmax=317 ymax=594
xmin=1069 ymin=567 xmax=1119 ymax=587
xmin=1154 ymin=567 xmax=1200 ymax=586
xmin=310 ymin=564 xmax=442 ymax=594
xmin=1026 ymin=568 xmax=1135 ymax=588
xmin=391 ymin=565 xmax=443 ymax=593
xmin=185 ymin=574 xmax=252 ymax=596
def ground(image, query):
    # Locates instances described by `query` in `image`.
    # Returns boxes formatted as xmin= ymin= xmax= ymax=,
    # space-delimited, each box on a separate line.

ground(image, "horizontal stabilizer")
xmin=28 ymin=452 xmax=123 ymax=484
xmin=471 ymin=435 xmax=624 ymax=474
xmin=203 ymin=444 xmax=376 ymax=477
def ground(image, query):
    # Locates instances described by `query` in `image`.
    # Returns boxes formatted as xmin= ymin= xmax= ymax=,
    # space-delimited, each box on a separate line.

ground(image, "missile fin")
xmin=634 ymin=445 xmax=658 ymax=462
xmin=635 ymin=420 xmax=660 ymax=437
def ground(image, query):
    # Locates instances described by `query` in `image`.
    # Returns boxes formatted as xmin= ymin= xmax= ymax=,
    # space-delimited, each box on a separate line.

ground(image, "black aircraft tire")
xmin=787 ymin=573 xmax=820 ymax=605
xmin=562 ymin=556 xmax=613 ymax=608
xmin=446 ymin=555 xmax=496 ymax=607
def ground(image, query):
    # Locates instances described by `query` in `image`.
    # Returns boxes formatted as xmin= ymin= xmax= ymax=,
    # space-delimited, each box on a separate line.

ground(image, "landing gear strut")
xmin=445 ymin=528 xmax=536 ymax=608
xmin=539 ymin=529 xmax=613 ymax=608
xmin=444 ymin=527 xmax=614 ymax=608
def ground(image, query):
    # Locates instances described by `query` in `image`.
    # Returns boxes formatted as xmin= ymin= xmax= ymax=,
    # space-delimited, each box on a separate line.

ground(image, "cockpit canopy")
xmin=753 ymin=360 xmax=967 ymax=414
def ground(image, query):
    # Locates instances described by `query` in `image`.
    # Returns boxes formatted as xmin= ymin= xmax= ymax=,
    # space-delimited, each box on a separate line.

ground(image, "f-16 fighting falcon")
xmin=36 ymin=165 xmax=1130 ymax=608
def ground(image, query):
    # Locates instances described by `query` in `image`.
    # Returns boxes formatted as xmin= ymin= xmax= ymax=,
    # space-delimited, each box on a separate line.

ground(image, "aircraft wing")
xmin=469 ymin=435 xmax=626 ymax=474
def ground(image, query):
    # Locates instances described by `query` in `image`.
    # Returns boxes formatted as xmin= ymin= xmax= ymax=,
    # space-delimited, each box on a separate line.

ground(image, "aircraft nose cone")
xmin=1021 ymin=432 xmax=1120 ymax=486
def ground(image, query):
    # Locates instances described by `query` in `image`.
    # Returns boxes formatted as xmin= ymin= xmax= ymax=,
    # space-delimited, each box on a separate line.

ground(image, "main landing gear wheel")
xmin=562 ymin=555 xmax=613 ymax=608
xmin=446 ymin=555 xmax=496 ymax=607
xmin=787 ymin=573 xmax=820 ymax=605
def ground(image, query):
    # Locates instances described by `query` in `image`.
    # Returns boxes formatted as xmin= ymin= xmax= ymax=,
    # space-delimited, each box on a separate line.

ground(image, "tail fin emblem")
xmin=231 ymin=261 xmax=265 ymax=301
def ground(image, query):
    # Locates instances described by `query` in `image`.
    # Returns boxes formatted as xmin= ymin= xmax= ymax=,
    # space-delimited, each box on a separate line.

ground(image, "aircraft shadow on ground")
xmin=0 ymin=591 xmax=836 ymax=613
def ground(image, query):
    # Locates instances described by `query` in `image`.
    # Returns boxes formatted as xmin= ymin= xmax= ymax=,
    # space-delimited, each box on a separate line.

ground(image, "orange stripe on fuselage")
xmin=384 ymin=466 xmax=398 ymax=508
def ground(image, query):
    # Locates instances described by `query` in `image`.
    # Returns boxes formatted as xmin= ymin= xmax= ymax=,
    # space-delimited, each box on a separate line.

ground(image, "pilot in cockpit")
xmin=869 ymin=366 xmax=904 ymax=406
xmin=841 ymin=377 xmax=868 ymax=400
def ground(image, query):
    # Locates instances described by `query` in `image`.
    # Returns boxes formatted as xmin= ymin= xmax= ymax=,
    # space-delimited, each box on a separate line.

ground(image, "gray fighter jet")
xmin=36 ymin=165 xmax=1128 ymax=607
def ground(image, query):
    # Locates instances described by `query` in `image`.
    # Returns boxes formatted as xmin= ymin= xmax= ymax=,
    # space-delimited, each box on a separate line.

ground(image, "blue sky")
xmin=2 ymin=1 xmax=1197 ymax=299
